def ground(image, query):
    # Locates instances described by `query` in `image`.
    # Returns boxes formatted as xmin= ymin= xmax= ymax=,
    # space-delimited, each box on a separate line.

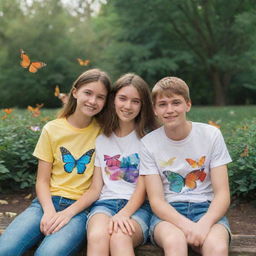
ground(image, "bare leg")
xmin=154 ymin=221 xmax=188 ymax=256
xmin=87 ymin=213 xmax=111 ymax=256
xmin=110 ymin=219 xmax=143 ymax=256
xmin=200 ymin=224 xmax=229 ymax=256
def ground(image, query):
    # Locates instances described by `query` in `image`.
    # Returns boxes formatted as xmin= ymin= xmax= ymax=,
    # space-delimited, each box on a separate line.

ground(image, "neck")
xmin=67 ymin=111 xmax=92 ymax=129
xmin=115 ymin=121 xmax=135 ymax=137
xmin=164 ymin=121 xmax=192 ymax=141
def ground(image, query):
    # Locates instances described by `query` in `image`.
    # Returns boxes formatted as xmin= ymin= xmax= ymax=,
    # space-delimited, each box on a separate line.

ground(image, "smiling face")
xmin=72 ymin=81 xmax=108 ymax=118
xmin=114 ymin=85 xmax=142 ymax=126
xmin=154 ymin=93 xmax=191 ymax=130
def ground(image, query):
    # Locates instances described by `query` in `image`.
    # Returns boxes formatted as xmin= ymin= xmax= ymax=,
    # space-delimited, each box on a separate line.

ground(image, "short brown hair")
xmin=152 ymin=77 xmax=190 ymax=104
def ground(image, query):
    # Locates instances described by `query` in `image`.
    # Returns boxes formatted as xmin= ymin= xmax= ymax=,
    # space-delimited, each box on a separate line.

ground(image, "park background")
xmin=0 ymin=0 xmax=256 ymax=202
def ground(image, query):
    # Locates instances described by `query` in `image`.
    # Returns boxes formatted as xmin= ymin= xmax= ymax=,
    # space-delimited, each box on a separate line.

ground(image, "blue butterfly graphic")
xmin=60 ymin=147 xmax=95 ymax=174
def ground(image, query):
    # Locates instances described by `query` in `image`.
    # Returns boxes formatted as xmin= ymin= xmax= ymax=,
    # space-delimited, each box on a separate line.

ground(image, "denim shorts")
xmin=150 ymin=201 xmax=231 ymax=245
xmin=87 ymin=199 xmax=152 ymax=244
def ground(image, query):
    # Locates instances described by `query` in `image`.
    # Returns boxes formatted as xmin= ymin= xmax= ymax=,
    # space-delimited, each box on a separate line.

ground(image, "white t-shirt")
xmin=140 ymin=122 xmax=232 ymax=203
xmin=95 ymin=130 xmax=141 ymax=200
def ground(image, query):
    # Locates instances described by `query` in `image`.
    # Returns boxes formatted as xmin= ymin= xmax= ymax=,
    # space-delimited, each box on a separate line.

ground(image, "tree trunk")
xmin=210 ymin=69 xmax=226 ymax=106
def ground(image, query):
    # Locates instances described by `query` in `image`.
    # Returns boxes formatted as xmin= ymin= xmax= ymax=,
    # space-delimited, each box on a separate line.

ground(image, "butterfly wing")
xmin=185 ymin=158 xmax=197 ymax=168
xmin=185 ymin=169 xmax=206 ymax=189
xmin=60 ymin=147 xmax=76 ymax=173
xmin=121 ymin=153 xmax=140 ymax=183
xmin=29 ymin=62 xmax=46 ymax=73
xmin=163 ymin=171 xmax=184 ymax=193
xmin=20 ymin=49 xmax=31 ymax=68
xmin=198 ymin=156 xmax=206 ymax=167
xmin=160 ymin=157 xmax=176 ymax=167
xmin=76 ymin=149 xmax=95 ymax=174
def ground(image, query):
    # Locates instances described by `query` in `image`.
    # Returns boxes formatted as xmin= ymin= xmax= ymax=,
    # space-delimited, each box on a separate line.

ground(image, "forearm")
xmin=199 ymin=192 xmax=230 ymax=227
xmin=151 ymin=197 xmax=191 ymax=229
xmin=119 ymin=177 xmax=146 ymax=216
xmin=36 ymin=178 xmax=55 ymax=214
xmin=62 ymin=187 xmax=101 ymax=217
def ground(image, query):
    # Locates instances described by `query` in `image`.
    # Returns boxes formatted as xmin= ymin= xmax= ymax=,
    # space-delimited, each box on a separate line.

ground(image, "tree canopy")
xmin=0 ymin=0 xmax=256 ymax=107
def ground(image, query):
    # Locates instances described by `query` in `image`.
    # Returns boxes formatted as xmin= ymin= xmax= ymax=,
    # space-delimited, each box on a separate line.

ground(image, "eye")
xmin=84 ymin=90 xmax=92 ymax=95
xmin=158 ymin=102 xmax=167 ymax=107
xmin=118 ymin=96 xmax=126 ymax=101
xmin=132 ymin=99 xmax=141 ymax=105
xmin=173 ymin=101 xmax=181 ymax=105
xmin=97 ymin=95 xmax=106 ymax=101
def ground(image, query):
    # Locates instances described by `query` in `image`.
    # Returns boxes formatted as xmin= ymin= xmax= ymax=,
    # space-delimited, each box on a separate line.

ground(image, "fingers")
xmin=110 ymin=217 xmax=136 ymax=236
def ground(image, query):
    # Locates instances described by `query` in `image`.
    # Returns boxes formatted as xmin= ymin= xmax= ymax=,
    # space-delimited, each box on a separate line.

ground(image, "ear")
xmin=186 ymin=100 xmax=192 ymax=112
xmin=153 ymin=105 xmax=158 ymax=116
xmin=72 ymin=88 xmax=77 ymax=99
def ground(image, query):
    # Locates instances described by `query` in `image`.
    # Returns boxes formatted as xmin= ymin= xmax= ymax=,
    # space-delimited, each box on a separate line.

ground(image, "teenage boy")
xmin=140 ymin=77 xmax=231 ymax=256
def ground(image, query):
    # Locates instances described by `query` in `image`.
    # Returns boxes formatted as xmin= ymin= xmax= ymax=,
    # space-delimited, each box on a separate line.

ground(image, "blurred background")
xmin=1 ymin=0 xmax=256 ymax=108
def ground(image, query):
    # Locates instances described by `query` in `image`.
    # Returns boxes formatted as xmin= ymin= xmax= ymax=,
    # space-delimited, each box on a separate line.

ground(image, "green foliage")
xmin=0 ymin=109 xmax=56 ymax=192
xmin=225 ymin=120 xmax=256 ymax=199
xmin=0 ymin=107 xmax=256 ymax=199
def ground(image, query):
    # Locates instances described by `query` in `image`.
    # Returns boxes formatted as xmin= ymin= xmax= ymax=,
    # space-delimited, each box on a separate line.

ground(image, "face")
xmin=114 ymin=85 xmax=142 ymax=125
xmin=154 ymin=93 xmax=191 ymax=129
xmin=73 ymin=81 xmax=108 ymax=117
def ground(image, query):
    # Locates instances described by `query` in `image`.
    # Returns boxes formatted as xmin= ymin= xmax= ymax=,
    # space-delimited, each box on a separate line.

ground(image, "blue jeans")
xmin=150 ymin=201 xmax=231 ymax=245
xmin=87 ymin=199 xmax=152 ymax=244
xmin=0 ymin=196 xmax=89 ymax=256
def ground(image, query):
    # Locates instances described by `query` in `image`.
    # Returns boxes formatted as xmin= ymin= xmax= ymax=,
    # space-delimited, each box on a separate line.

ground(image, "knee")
xmin=160 ymin=231 xmax=186 ymax=252
xmin=204 ymin=242 xmax=228 ymax=256
xmin=87 ymin=228 xmax=109 ymax=245
xmin=110 ymin=231 xmax=132 ymax=248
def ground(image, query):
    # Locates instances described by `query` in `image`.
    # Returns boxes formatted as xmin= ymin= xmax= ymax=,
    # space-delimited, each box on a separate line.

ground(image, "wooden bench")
xmin=1 ymin=217 xmax=256 ymax=255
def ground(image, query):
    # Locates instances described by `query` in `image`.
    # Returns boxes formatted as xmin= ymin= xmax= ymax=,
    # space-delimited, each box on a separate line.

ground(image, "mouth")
xmin=120 ymin=110 xmax=133 ymax=117
xmin=164 ymin=115 xmax=177 ymax=121
xmin=85 ymin=105 xmax=97 ymax=111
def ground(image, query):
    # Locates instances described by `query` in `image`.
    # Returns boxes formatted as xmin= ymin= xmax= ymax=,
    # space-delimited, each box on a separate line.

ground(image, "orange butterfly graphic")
xmin=208 ymin=120 xmax=220 ymax=129
xmin=186 ymin=156 xmax=206 ymax=168
xmin=54 ymin=85 xmax=68 ymax=104
xmin=20 ymin=49 xmax=46 ymax=73
xmin=77 ymin=58 xmax=90 ymax=66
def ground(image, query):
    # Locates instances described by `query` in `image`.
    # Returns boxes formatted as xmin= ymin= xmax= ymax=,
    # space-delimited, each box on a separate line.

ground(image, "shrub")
xmin=0 ymin=109 xmax=55 ymax=192
xmin=225 ymin=119 xmax=256 ymax=200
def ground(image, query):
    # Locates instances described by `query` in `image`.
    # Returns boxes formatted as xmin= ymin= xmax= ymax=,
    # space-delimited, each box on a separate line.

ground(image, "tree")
xmin=98 ymin=0 xmax=256 ymax=105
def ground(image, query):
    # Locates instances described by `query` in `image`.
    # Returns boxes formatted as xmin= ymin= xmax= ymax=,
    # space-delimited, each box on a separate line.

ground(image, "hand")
xmin=181 ymin=220 xmax=211 ymax=247
xmin=43 ymin=209 xmax=74 ymax=235
xmin=40 ymin=210 xmax=56 ymax=235
xmin=108 ymin=213 xmax=135 ymax=236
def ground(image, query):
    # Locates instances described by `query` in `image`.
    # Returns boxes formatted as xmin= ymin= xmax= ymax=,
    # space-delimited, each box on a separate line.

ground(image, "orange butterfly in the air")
xmin=20 ymin=49 xmax=46 ymax=73
xmin=54 ymin=85 xmax=68 ymax=104
xmin=77 ymin=58 xmax=90 ymax=66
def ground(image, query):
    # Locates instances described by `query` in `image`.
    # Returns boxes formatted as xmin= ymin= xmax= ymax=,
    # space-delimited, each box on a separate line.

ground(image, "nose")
xmin=124 ymin=100 xmax=132 ymax=109
xmin=166 ymin=103 xmax=174 ymax=113
xmin=88 ymin=95 xmax=97 ymax=105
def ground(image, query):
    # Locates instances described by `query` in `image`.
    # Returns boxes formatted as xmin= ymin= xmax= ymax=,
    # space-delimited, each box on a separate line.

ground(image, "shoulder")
xmin=141 ymin=126 xmax=164 ymax=144
xmin=192 ymin=122 xmax=221 ymax=137
xmin=42 ymin=118 xmax=65 ymax=131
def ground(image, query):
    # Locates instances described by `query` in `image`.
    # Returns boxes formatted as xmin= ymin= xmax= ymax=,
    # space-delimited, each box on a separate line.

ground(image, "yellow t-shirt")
xmin=33 ymin=118 xmax=101 ymax=200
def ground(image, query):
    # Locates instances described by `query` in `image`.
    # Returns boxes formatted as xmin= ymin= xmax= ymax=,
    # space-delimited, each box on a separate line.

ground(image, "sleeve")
xmin=94 ymin=138 xmax=101 ymax=167
xmin=32 ymin=126 xmax=54 ymax=163
xmin=139 ymin=142 xmax=159 ymax=175
xmin=210 ymin=129 xmax=232 ymax=169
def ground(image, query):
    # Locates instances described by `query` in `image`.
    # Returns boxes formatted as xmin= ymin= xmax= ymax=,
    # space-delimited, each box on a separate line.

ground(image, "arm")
xmin=35 ymin=159 xmax=56 ymax=234
xmin=193 ymin=164 xmax=230 ymax=245
xmin=45 ymin=167 xmax=103 ymax=234
xmin=145 ymin=174 xmax=194 ymax=234
xmin=109 ymin=176 xmax=146 ymax=235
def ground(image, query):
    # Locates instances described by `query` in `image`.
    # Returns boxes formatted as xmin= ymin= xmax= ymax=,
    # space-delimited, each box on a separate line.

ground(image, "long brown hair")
xmin=58 ymin=69 xmax=111 ymax=126
xmin=103 ymin=73 xmax=158 ymax=138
